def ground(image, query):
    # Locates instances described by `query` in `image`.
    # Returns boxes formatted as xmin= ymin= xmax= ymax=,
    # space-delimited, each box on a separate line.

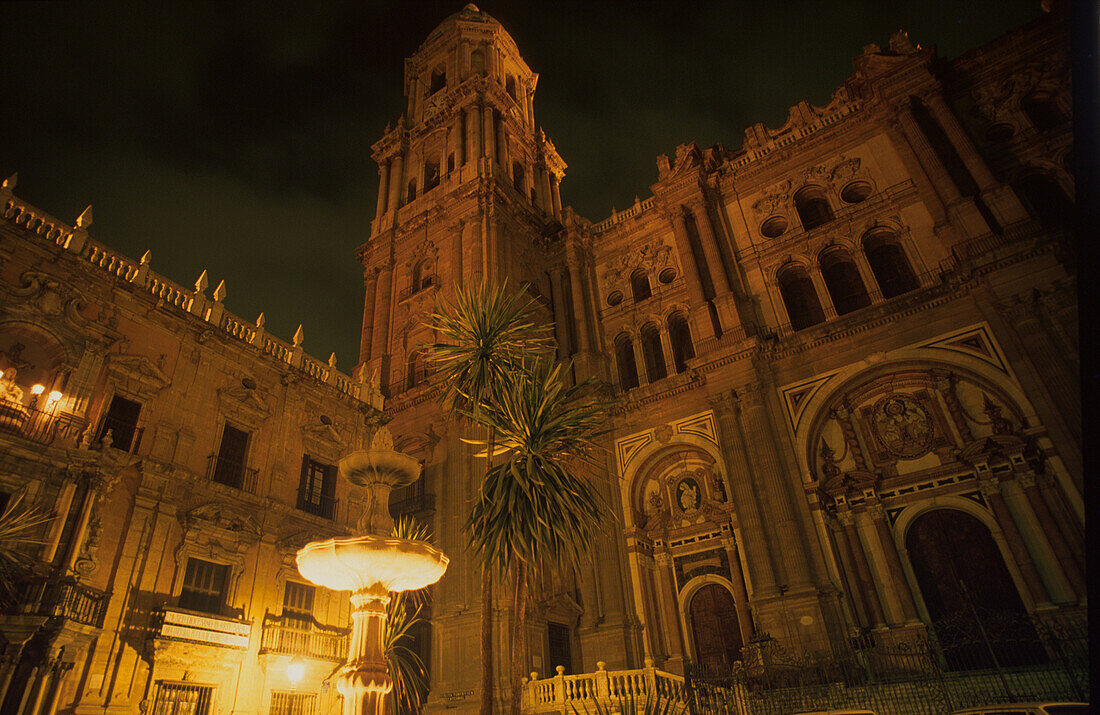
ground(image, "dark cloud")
xmin=0 ymin=0 xmax=1042 ymax=367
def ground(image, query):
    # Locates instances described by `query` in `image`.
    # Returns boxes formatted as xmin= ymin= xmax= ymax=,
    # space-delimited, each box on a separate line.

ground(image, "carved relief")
xmin=600 ymin=240 xmax=673 ymax=291
xmin=869 ymin=394 xmax=933 ymax=459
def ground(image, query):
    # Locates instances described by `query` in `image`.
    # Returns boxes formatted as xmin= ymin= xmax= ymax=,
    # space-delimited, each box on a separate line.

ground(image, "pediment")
xmin=822 ymin=469 xmax=879 ymax=497
xmin=106 ymin=352 xmax=170 ymax=399
xmin=181 ymin=501 xmax=262 ymax=541
xmin=957 ymin=435 xmax=1026 ymax=466
xmin=217 ymin=382 xmax=272 ymax=425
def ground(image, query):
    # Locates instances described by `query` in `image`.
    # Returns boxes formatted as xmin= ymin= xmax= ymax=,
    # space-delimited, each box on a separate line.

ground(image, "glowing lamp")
xmin=30 ymin=385 xmax=45 ymax=395
xmin=286 ymin=660 xmax=305 ymax=687
xmin=48 ymin=391 xmax=63 ymax=403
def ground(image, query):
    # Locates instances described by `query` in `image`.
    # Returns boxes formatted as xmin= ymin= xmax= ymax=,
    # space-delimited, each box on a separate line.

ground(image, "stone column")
xmin=688 ymin=202 xmax=731 ymax=295
xmin=631 ymin=337 xmax=647 ymax=384
xmin=808 ymin=266 xmax=838 ymax=319
xmin=564 ymin=245 xmax=591 ymax=353
xmin=358 ymin=270 xmax=379 ymax=365
xmin=867 ymin=504 xmax=919 ymax=624
xmin=551 ymin=177 xmax=562 ymax=219
xmin=41 ymin=662 xmax=70 ymax=715
xmin=482 ymin=105 xmax=496 ymax=164
xmin=828 ymin=514 xmax=871 ymax=628
xmin=19 ymin=664 xmax=50 ymax=715
xmin=838 ymin=510 xmax=886 ymax=628
xmin=375 ymin=163 xmax=389 ymax=219
xmin=667 ymin=207 xmax=715 ymax=341
xmin=882 ymin=120 xmax=949 ymax=227
xmin=638 ymin=553 xmax=665 ymax=661
xmin=654 ymin=552 xmax=686 ymax=674
xmin=465 ymin=106 xmax=480 ymax=162
xmin=369 ymin=266 xmax=393 ymax=362
xmin=62 ymin=478 xmax=99 ymax=572
xmin=657 ymin=327 xmax=676 ymax=376
xmin=1017 ymin=473 xmax=1085 ymax=598
xmin=453 ymin=113 xmax=465 ymax=168
xmin=40 ymin=481 xmax=77 ymax=563
xmin=895 ymin=107 xmax=962 ymax=205
xmin=736 ymin=386 xmax=814 ymax=590
xmin=708 ymin=393 xmax=778 ymax=596
xmin=0 ymin=649 xmax=21 ymax=705
xmin=978 ymin=478 xmax=1051 ymax=608
xmin=497 ymin=125 xmax=510 ymax=171
xmin=851 ymin=252 xmax=884 ymax=303
xmin=722 ymin=539 xmax=755 ymax=645
xmin=923 ymin=92 xmax=996 ymax=191
xmin=539 ymin=166 xmax=553 ymax=214
xmin=549 ymin=268 xmax=571 ymax=359
xmin=386 ymin=154 xmax=404 ymax=213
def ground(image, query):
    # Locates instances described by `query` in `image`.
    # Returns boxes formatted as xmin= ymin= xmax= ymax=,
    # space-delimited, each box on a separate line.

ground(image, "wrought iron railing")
xmin=296 ymin=485 xmax=337 ymax=520
xmin=0 ymin=402 xmax=87 ymax=446
xmin=206 ymin=454 xmax=260 ymax=493
xmin=259 ymin=612 xmax=348 ymax=661
xmin=11 ymin=575 xmax=110 ymax=627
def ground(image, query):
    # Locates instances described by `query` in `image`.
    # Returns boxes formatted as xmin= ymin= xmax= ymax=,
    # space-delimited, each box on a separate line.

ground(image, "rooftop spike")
xmin=212 ymin=280 xmax=227 ymax=303
xmin=2 ymin=173 xmax=16 ymax=190
xmin=292 ymin=324 xmax=305 ymax=347
xmin=140 ymin=250 xmax=152 ymax=265
xmin=328 ymin=352 xmax=337 ymax=367
xmin=194 ymin=269 xmax=209 ymax=294
xmin=255 ymin=312 xmax=266 ymax=328
xmin=76 ymin=205 xmax=93 ymax=229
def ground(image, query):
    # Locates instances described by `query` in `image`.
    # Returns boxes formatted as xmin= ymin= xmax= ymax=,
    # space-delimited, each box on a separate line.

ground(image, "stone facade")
xmin=0 ymin=3 xmax=1080 ymax=715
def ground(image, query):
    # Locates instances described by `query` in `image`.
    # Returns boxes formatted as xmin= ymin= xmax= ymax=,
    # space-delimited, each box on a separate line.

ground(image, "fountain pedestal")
xmin=296 ymin=428 xmax=448 ymax=715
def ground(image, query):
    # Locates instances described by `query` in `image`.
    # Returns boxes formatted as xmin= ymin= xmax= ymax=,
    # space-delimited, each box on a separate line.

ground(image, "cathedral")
xmin=0 ymin=3 xmax=1080 ymax=715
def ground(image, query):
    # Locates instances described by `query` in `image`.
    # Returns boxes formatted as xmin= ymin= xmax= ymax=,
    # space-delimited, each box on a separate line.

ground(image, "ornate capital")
xmin=1015 ymin=472 xmax=1037 ymax=489
xmin=706 ymin=389 xmax=741 ymax=417
xmin=836 ymin=509 xmax=855 ymax=527
xmin=977 ymin=478 xmax=1003 ymax=499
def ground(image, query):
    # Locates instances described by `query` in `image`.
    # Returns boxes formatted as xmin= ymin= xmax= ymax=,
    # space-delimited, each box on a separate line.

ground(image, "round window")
xmin=658 ymin=268 xmax=677 ymax=285
xmin=760 ymin=215 xmax=788 ymax=238
xmin=606 ymin=290 xmax=623 ymax=307
xmin=840 ymin=181 xmax=873 ymax=204
xmin=986 ymin=123 xmax=1015 ymax=143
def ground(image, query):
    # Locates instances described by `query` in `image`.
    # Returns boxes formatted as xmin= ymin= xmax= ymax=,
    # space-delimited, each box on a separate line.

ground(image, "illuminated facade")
xmin=0 ymin=3 xmax=1079 ymax=715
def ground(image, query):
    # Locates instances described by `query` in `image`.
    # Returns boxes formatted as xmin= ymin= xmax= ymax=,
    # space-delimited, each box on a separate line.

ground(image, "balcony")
xmin=7 ymin=575 xmax=109 ymax=627
xmin=259 ymin=613 xmax=348 ymax=661
xmin=0 ymin=401 xmax=87 ymax=447
xmin=207 ymin=454 xmax=259 ymax=493
xmin=296 ymin=485 xmax=337 ymax=520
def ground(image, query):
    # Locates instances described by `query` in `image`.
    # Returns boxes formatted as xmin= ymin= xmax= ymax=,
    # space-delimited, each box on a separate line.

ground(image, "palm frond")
xmin=425 ymin=278 xmax=554 ymax=417
xmin=385 ymin=594 xmax=429 ymax=713
xmin=0 ymin=492 xmax=51 ymax=568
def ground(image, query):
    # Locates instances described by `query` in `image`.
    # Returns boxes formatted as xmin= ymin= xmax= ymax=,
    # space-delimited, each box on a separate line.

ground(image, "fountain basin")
xmin=296 ymin=535 xmax=449 ymax=594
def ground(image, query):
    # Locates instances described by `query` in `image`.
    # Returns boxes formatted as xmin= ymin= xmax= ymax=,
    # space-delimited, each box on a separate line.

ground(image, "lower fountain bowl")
xmin=296 ymin=535 xmax=449 ymax=593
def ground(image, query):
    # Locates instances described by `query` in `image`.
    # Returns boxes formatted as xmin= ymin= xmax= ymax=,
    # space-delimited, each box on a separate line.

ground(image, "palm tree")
xmin=426 ymin=279 xmax=552 ymax=715
xmin=0 ymin=492 xmax=52 ymax=607
xmin=464 ymin=359 xmax=611 ymax=715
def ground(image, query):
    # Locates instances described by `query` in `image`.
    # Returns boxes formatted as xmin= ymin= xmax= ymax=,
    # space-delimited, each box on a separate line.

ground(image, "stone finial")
xmin=292 ymin=324 xmax=305 ymax=347
xmin=328 ymin=352 xmax=337 ymax=367
xmin=140 ymin=250 xmax=152 ymax=265
xmin=2 ymin=173 xmax=16 ymax=190
xmin=194 ymin=269 xmax=209 ymax=294
xmin=256 ymin=312 xmax=266 ymax=328
xmin=889 ymin=30 xmax=917 ymax=54
xmin=212 ymin=280 xmax=227 ymax=303
xmin=76 ymin=205 xmax=94 ymax=229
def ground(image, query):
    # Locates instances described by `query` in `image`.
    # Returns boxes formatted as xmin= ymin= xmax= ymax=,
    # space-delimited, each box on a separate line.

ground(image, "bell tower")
xmin=356 ymin=3 xmax=569 ymax=391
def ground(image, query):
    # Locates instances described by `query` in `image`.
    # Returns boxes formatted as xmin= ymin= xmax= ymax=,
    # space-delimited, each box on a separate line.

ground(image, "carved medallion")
xmin=871 ymin=394 xmax=933 ymax=459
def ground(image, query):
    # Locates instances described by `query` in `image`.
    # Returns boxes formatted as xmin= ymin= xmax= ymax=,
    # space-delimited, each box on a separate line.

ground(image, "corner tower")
xmin=356 ymin=3 xmax=569 ymax=389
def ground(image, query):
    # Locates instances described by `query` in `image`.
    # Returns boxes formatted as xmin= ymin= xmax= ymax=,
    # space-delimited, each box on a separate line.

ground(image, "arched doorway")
xmin=688 ymin=584 xmax=742 ymax=668
xmin=906 ymin=509 xmax=1041 ymax=669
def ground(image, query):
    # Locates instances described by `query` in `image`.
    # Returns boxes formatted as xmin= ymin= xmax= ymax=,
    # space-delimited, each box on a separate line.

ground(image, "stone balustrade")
xmin=1 ymin=193 xmax=364 ymax=401
xmin=522 ymin=661 xmax=688 ymax=714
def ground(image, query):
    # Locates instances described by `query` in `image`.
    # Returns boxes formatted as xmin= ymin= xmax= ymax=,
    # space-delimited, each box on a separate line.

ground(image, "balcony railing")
xmin=296 ymin=486 xmax=337 ymax=520
xmin=259 ymin=613 xmax=348 ymax=661
xmin=0 ymin=401 xmax=87 ymax=447
xmin=207 ymin=454 xmax=260 ymax=493
xmin=524 ymin=662 xmax=688 ymax=714
xmin=10 ymin=575 xmax=110 ymax=627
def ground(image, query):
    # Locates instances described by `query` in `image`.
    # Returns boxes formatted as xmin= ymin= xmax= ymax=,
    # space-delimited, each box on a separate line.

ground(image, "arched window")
xmin=640 ymin=323 xmax=666 ymax=383
xmin=820 ymin=249 xmax=871 ymax=315
xmin=615 ymin=334 xmax=639 ymax=391
xmin=406 ymin=349 xmax=425 ymax=390
xmin=631 ymin=269 xmax=651 ymax=302
xmin=411 ymin=260 xmax=433 ymax=292
xmin=777 ymin=264 xmax=825 ymax=331
xmin=863 ymin=230 xmax=918 ymax=299
xmin=470 ymin=49 xmax=485 ymax=74
xmin=906 ymin=509 xmax=1041 ymax=670
xmin=447 ymin=153 xmax=455 ymax=173
xmin=428 ymin=67 xmax=446 ymax=95
xmin=405 ymin=179 xmax=417 ymax=205
xmin=667 ymin=311 xmax=694 ymax=373
xmin=1016 ymin=171 xmax=1072 ymax=228
xmin=505 ymin=76 xmax=518 ymax=102
xmin=793 ymin=185 xmax=834 ymax=230
xmin=424 ymin=159 xmax=440 ymax=192
xmin=512 ymin=161 xmax=525 ymax=193
xmin=1021 ymin=92 xmax=1067 ymax=132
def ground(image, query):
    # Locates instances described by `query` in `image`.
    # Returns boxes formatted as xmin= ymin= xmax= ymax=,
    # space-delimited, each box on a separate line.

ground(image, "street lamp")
xmin=287 ymin=659 xmax=305 ymax=689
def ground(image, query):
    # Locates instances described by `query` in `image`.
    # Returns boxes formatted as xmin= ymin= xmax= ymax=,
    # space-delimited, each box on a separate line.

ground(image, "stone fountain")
xmin=296 ymin=427 xmax=448 ymax=715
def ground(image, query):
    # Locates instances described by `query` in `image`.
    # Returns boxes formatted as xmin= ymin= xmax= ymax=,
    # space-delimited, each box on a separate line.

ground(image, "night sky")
xmin=1 ymin=1 xmax=1042 ymax=368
